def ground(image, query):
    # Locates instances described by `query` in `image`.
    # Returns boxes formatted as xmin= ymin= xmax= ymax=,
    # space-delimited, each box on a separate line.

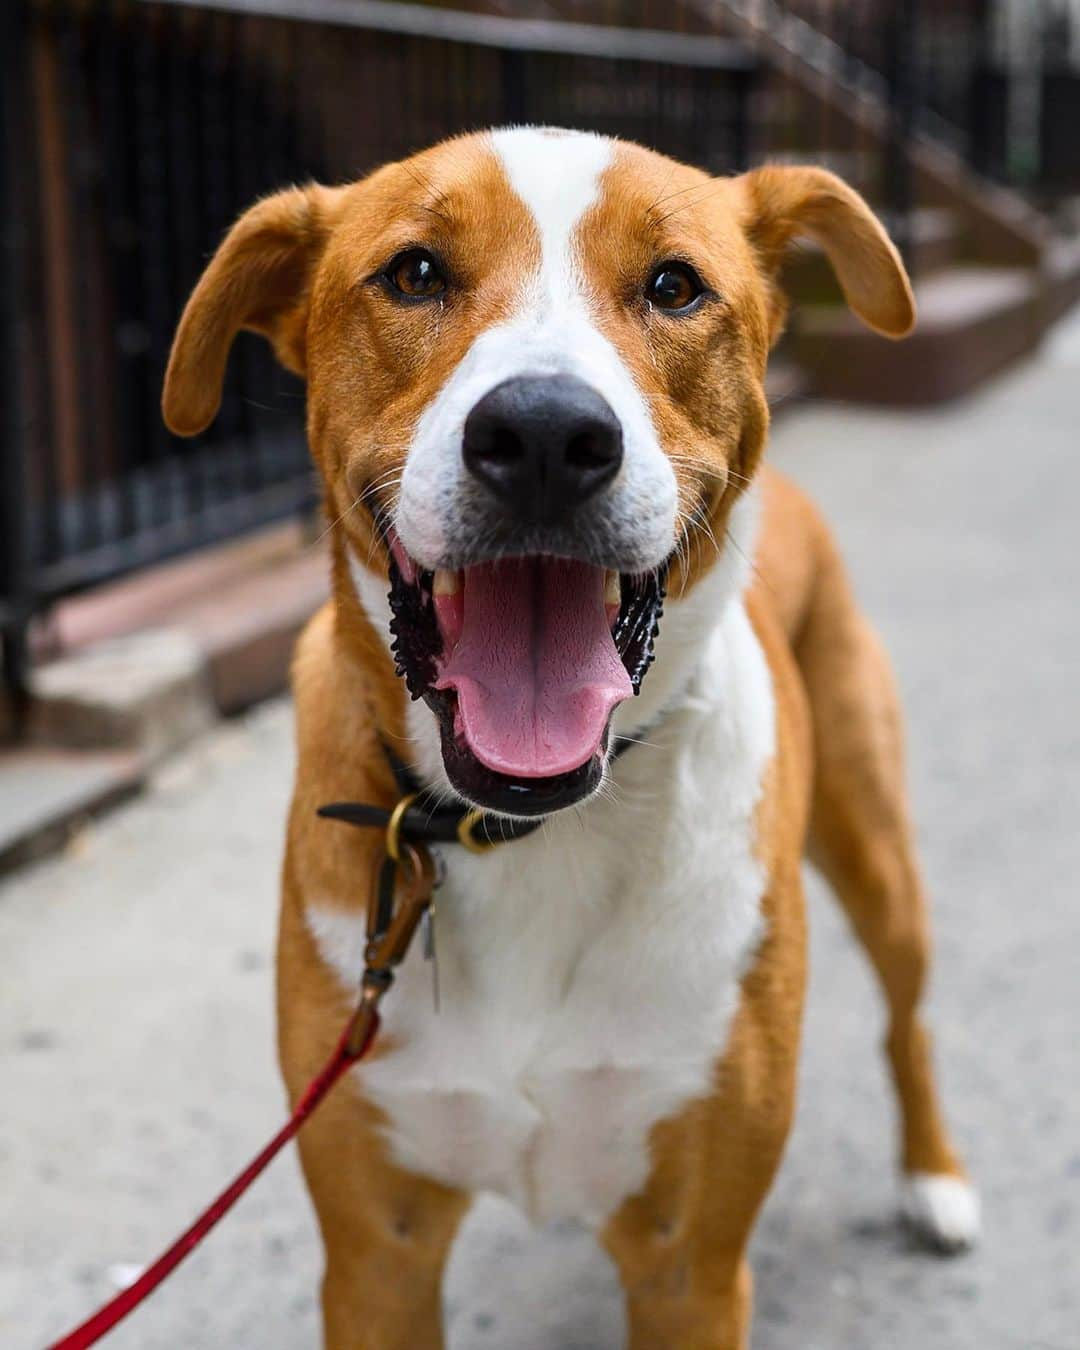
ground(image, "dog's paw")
xmin=900 ymin=1172 xmax=981 ymax=1254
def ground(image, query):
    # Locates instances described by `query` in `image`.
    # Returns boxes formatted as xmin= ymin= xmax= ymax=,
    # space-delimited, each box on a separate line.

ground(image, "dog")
xmin=163 ymin=127 xmax=978 ymax=1349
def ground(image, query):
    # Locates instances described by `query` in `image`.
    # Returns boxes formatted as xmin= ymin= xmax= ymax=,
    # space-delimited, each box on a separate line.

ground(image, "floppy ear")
xmin=734 ymin=164 xmax=915 ymax=344
xmin=162 ymin=183 xmax=343 ymax=437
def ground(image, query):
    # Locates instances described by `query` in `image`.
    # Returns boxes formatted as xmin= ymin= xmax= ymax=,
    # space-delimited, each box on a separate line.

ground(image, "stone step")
xmin=28 ymin=629 xmax=215 ymax=765
xmin=24 ymin=515 xmax=328 ymax=750
xmin=791 ymin=264 xmax=1042 ymax=403
xmin=2 ymin=513 xmax=332 ymax=871
xmin=1044 ymin=235 xmax=1080 ymax=325
xmin=42 ymin=520 xmax=315 ymax=656
xmin=0 ymin=746 xmax=142 ymax=874
xmin=168 ymin=547 xmax=328 ymax=714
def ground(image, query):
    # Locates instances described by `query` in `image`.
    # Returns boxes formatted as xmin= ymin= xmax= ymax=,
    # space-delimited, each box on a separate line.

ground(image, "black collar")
xmin=317 ymin=736 xmax=639 ymax=852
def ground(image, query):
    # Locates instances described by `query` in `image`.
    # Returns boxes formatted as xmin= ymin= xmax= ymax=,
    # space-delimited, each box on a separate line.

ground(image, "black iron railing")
xmin=0 ymin=0 xmax=758 ymax=697
xmin=718 ymin=0 xmax=1080 ymax=203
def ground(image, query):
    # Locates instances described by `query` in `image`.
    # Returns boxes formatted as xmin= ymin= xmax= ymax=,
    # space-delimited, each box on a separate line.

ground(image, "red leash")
xmin=47 ymin=835 xmax=438 ymax=1349
xmin=46 ymin=1008 xmax=380 ymax=1350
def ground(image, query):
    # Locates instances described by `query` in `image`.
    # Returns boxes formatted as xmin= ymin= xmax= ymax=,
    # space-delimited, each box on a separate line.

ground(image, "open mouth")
xmin=384 ymin=532 xmax=666 ymax=816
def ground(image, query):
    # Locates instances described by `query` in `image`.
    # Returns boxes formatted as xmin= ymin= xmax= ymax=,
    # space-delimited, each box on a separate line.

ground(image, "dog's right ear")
xmin=163 ymin=183 xmax=344 ymax=437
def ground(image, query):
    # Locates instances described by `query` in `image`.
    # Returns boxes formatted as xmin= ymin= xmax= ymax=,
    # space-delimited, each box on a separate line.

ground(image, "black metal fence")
xmin=736 ymin=0 xmax=1080 ymax=201
xmin=0 ymin=0 xmax=758 ymax=697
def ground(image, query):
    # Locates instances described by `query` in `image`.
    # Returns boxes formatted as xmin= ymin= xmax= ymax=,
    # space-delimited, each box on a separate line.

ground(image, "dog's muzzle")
xmin=384 ymin=373 xmax=669 ymax=815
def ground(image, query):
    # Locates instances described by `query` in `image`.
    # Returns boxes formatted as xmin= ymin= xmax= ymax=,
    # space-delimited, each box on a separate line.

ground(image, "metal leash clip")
xmin=349 ymin=832 xmax=438 ymax=1054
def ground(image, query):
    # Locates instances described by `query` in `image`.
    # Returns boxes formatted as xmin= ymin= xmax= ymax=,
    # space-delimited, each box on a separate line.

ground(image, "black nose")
xmin=462 ymin=374 xmax=623 ymax=522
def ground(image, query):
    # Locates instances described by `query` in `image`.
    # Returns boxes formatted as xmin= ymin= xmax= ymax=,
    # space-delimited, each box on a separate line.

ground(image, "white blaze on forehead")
xmin=394 ymin=126 xmax=677 ymax=574
xmin=490 ymin=127 xmax=612 ymax=307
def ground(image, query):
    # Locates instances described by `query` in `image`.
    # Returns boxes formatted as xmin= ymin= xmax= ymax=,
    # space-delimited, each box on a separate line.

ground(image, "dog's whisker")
xmin=401 ymin=160 xmax=453 ymax=225
xmin=314 ymin=463 xmax=409 ymax=552
xmin=651 ymin=180 xmax=732 ymax=228
xmin=613 ymin=734 xmax=659 ymax=750
xmin=645 ymin=174 xmax=715 ymax=221
xmin=643 ymin=161 xmax=679 ymax=219
xmin=313 ymin=496 xmax=363 ymax=549
xmin=664 ymin=453 xmax=753 ymax=492
xmin=687 ymin=503 xmax=723 ymax=559
xmin=725 ymin=526 xmax=767 ymax=591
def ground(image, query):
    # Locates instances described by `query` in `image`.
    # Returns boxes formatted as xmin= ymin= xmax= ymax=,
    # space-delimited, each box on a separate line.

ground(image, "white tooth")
xmin=605 ymin=570 xmax=621 ymax=606
xmin=433 ymin=568 xmax=460 ymax=597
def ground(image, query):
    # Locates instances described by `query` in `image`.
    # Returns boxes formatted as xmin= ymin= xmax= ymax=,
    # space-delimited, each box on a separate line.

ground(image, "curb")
xmin=0 ymin=748 xmax=144 ymax=875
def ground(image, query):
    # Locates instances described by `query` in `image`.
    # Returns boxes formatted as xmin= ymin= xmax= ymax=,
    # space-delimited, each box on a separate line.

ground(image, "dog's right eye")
xmin=385 ymin=249 xmax=446 ymax=299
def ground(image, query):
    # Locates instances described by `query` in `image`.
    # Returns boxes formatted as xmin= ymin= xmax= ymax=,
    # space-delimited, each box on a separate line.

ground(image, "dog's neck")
xmin=346 ymin=483 xmax=761 ymax=803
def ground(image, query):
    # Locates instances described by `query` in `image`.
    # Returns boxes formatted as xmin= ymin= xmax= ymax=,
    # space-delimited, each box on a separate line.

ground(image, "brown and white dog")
xmin=163 ymin=127 xmax=978 ymax=1348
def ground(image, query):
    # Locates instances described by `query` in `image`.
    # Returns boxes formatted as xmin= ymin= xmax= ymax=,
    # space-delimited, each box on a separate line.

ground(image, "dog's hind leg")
xmin=765 ymin=488 xmax=979 ymax=1253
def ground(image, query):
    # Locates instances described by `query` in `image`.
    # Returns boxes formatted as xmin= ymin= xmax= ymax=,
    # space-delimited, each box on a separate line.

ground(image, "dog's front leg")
xmin=296 ymin=1086 xmax=470 ymax=1350
xmin=627 ymin=1267 xmax=753 ymax=1350
xmin=319 ymin=1179 xmax=467 ymax=1350
xmin=279 ymin=922 xmax=470 ymax=1346
xmin=602 ymin=1154 xmax=755 ymax=1350
xmin=602 ymin=864 xmax=806 ymax=1350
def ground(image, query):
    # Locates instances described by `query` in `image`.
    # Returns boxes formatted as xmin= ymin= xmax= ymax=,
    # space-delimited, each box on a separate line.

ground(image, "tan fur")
xmin=165 ymin=132 xmax=966 ymax=1349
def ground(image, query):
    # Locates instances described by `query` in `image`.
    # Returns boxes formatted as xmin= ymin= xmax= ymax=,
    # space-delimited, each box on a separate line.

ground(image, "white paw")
xmin=900 ymin=1172 xmax=981 ymax=1253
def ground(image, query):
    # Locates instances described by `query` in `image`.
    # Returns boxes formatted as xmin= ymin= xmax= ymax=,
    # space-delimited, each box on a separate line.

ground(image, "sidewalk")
xmin=3 ymin=315 xmax=1079 ymax=1348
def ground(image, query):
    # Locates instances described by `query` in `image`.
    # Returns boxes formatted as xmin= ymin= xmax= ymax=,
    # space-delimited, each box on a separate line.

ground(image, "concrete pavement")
xmin=3 ymin=316 xmax=1079 ymax=1348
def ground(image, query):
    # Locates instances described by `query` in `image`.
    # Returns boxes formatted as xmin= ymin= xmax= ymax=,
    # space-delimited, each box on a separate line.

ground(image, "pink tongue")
xmin=434 ymin=558 xmax=632 ymax=778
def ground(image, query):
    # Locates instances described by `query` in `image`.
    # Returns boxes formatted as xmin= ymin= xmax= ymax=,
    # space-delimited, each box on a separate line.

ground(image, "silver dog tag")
xmin=422 ymin=905 xmax=440 ymax=1014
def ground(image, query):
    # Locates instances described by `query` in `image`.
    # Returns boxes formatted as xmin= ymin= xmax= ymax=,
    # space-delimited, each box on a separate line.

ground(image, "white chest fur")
xmin=305 ymin=571 xmax=775 ymax=1226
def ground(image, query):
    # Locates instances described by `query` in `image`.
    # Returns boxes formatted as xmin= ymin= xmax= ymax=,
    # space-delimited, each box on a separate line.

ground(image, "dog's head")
xmin=164 ymin=128 xmax=912 ymax=815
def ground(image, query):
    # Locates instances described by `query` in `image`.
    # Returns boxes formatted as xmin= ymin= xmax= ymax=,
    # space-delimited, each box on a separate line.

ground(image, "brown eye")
xmin=387 ymin=249 xmax=446 ymax=298
xmin=646 ymin=262 xmax=704 ymax=313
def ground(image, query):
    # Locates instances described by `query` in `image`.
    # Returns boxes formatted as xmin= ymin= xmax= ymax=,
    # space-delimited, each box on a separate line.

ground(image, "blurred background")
xmin=2 ymin=2 xmax=1078 ymax=1347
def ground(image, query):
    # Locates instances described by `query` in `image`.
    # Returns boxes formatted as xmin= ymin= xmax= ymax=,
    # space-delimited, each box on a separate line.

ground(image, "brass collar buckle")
xmin=384 ymin=791 xmax=419 ymax=863
xmin=456 ymin=808 xmax=498 ymax=854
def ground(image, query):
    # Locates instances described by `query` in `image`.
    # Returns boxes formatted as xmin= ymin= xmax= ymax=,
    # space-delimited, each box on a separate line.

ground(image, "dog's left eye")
xmin=386 ymin=249 xmax=446 ymax=299
xmin=646 ymin=262 xmax=704 ymax=313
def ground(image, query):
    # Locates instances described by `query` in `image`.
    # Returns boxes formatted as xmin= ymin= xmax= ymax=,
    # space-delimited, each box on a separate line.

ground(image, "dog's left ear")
xmin=163 ymin=183 xmax=345 ymax=437
xmin=733 ymin=164 xmax=915 ymax=344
